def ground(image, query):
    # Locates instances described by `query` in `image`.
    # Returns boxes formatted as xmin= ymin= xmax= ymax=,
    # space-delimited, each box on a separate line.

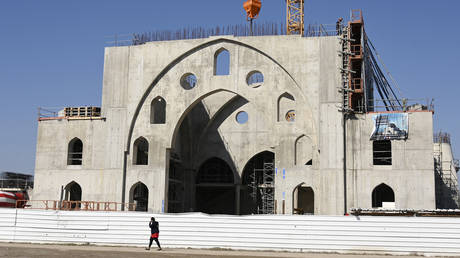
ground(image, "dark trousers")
xmin=148 ymin=237 xmax=161 ymax=249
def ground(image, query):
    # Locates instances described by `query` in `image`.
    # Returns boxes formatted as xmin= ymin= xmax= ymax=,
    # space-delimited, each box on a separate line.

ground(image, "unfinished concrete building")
xmin=33 ymin=11 xmax=459 ymax=215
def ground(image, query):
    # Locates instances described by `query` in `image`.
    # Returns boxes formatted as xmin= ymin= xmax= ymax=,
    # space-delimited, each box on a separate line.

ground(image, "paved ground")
xmin=0 ymin=243 xmax=455 ymax=258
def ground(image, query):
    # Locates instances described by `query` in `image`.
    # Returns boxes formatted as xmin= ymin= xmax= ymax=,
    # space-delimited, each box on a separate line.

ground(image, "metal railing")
xmin=106 ymin=22 xmax=340 ymax=46
xmin=20 ymin=200 xmax=136 ymax=212
xmin=364 ymin=98 xmax=434 ymax=113
xmin=351 ymin=208 xmax=460 ymax=217
xmin=305 ymin=24 xmax=337 ymax=37
xmin=0 ymin=179 xmax=33 ymax=189
xmin=434 ymin=132 xmax=451 ymax=144
xmin=38 ymin=106 xmax=104 ymax=121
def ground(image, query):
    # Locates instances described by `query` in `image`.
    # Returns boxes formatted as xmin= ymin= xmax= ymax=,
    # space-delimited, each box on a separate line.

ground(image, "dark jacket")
xmin=149 ymin=221 xmax=159 ymax=234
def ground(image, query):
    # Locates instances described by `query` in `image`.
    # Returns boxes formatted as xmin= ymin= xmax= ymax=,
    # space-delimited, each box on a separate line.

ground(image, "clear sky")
xmin=0 ymin=1 xmax=459 ymax=175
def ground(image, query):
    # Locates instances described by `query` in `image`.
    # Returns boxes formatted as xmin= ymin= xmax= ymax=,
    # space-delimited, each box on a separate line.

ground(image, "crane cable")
xmin=366 ymin=34 xmax=405 ymax=98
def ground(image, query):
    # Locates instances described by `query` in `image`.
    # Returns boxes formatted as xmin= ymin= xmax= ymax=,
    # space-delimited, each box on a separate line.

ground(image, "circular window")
xmin=285 ymin=110 xmax=295 ymax=122
xmin=246 ymin=71 xmax=264 ymax=88
xmin=236 ymin=111 xmax=248 ymax=124
xmin=180 ymin=73 xmax=197 ymax=90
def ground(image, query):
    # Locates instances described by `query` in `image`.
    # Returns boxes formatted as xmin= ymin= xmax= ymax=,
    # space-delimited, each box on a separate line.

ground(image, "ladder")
xmin=340 ymin=26 xmax=352 ymax=113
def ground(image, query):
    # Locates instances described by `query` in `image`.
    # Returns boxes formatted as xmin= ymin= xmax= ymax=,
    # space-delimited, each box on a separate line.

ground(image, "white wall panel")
xmin=1 ymin=209 xmax=460 ymax=256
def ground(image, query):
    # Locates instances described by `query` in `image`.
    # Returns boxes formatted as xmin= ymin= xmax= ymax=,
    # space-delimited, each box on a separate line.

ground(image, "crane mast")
xmin=286 ymin=0 xmax=304 ymax=35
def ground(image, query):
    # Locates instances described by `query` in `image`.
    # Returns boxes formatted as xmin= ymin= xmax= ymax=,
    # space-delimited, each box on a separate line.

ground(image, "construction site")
xmin=30 ymin=1 xmax=459 ymax=216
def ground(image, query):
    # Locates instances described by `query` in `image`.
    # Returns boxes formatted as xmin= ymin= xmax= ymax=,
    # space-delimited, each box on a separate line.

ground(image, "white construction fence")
xmin=1 ymin=208 xmax=460 ymax=256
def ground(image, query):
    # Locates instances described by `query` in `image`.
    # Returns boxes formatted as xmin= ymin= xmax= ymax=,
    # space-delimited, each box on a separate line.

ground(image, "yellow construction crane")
xmin=286 ymin=0 xmax=304 ymax=35
xmin=243 ymin=0 xmax=304 ymax=35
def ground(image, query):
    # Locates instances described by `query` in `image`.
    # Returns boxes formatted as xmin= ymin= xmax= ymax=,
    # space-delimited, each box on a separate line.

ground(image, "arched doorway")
xmin=241 ymin=151 xmax=275 ymax=214
xmin=64 ymin=181 xmax=82 ymax=209
xmin=293 ymin=185 xmax=314 ymax=214
xmin=372 ymin=183 xmax=395 ymax=208
xmin=196 ymin=157 xmax=235 ymax=214
xmin=129 ymin=182 xmax=149 ymax=211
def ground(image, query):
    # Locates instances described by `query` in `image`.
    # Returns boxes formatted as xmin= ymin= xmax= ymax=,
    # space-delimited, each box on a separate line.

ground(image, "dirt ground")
xmin=0 ymin=243 xmax=454 ymax=258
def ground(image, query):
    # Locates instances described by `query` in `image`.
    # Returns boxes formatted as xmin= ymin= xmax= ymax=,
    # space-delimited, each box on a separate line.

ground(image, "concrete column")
xmin=235 ymin=184 xmax=241 ymax=215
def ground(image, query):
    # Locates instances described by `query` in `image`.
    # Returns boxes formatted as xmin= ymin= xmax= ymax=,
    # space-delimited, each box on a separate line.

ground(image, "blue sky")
xmin=0 ymin=1 xmax=459 ymax=175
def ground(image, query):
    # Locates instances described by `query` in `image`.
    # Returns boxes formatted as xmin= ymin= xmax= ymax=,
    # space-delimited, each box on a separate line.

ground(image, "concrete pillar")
xmin=235 ymin=184 xmax=241 ymax=215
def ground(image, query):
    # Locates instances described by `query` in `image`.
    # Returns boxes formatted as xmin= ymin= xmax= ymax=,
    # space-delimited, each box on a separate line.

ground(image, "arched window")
xmin=214 ymin=48 xmax=230 ymax=75
xmin=150 ymin=96 xmax=166 ymax=124
xmin=277 ymin=92 xmax=295 ymax=122
xmin=67 ymin=138 xmax=83 ymax=165
xmin=129 ymin=182 xmax=149 ymax=211
xmin=373 ymin=140 xmax=392 ymax=165
xmin=372 ymin=183 xmax=395 ymax=208
xmin=295 ymin=135 xmax=312 ymax=165
xmin=64 ymin=181 xmax=82 ymax=209
xmin=133 ymin=137 xmax=149 ymax=165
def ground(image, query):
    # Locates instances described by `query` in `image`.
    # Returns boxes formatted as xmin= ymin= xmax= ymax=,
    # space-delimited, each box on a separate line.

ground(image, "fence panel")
xmin=1 ymin=209 xmax=460 ymax=255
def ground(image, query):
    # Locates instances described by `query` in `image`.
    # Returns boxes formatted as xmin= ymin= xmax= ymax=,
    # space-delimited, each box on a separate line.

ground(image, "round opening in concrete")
xmin=285 ymin=110 xmax=295 ymax=122
xmin=246 ymin=71 xmax=264 ymax=88
xmin=236 ymin=111 xmax=248 ymax=124
xmin=180 ymin=73 xmax=197 ymax=90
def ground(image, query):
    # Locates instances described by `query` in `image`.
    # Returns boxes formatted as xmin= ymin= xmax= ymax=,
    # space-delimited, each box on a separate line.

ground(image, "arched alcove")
xmin=295 ymin=135 xmax=312 ymax=165
xmin=150 ymin=96 xmax=166 ymax=124
xmin=133 ymin=137 xmax=149 ymax=165
xmin=67 ymin=138 xmax=83 ymax=165
xmin=129 ymin=182 xmax=149 ymax=211
xmin=372 ymin=183 xmax=395 ymax=208
xmin=277 ymin=92 xmax=295 ymax=122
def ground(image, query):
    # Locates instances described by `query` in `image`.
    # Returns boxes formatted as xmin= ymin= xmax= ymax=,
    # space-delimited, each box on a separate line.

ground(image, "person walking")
xmin=146 ymin=217 xmax=162 ymax=251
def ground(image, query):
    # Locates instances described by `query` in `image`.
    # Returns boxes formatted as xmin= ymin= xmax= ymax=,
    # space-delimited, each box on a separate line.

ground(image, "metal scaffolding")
xmin=249 ymin=162 xmax=275 ymax=214
xmin=433 ymin=132 xmax=459 ymax=209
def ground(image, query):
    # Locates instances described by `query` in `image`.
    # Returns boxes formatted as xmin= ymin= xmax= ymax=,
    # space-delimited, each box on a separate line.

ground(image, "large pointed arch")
xmin=121 ymin=38 xmax=318 ymax=207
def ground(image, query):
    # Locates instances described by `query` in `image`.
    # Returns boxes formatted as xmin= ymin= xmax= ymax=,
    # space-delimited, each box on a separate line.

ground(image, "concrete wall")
xmin=346 ymin=111 xmax=436 ymax=210
xmin=33 ymin=35 xmax=437 ymax=215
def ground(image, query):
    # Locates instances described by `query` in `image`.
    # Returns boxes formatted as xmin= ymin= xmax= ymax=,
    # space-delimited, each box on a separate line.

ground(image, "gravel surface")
xmin=0 ymin=243 xmax=452 ymax=258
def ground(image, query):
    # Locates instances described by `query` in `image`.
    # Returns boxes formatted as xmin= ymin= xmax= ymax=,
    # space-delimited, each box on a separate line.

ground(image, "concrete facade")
xmin=33 ymin=35 xmax=437 ymax=215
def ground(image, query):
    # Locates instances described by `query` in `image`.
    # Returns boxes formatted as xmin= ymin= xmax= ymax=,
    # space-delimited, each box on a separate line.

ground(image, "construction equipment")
xmin=286 ymin=0 xmax=304 ymax=35
xmin=243 ymin=0 xmax=262 ymax=35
